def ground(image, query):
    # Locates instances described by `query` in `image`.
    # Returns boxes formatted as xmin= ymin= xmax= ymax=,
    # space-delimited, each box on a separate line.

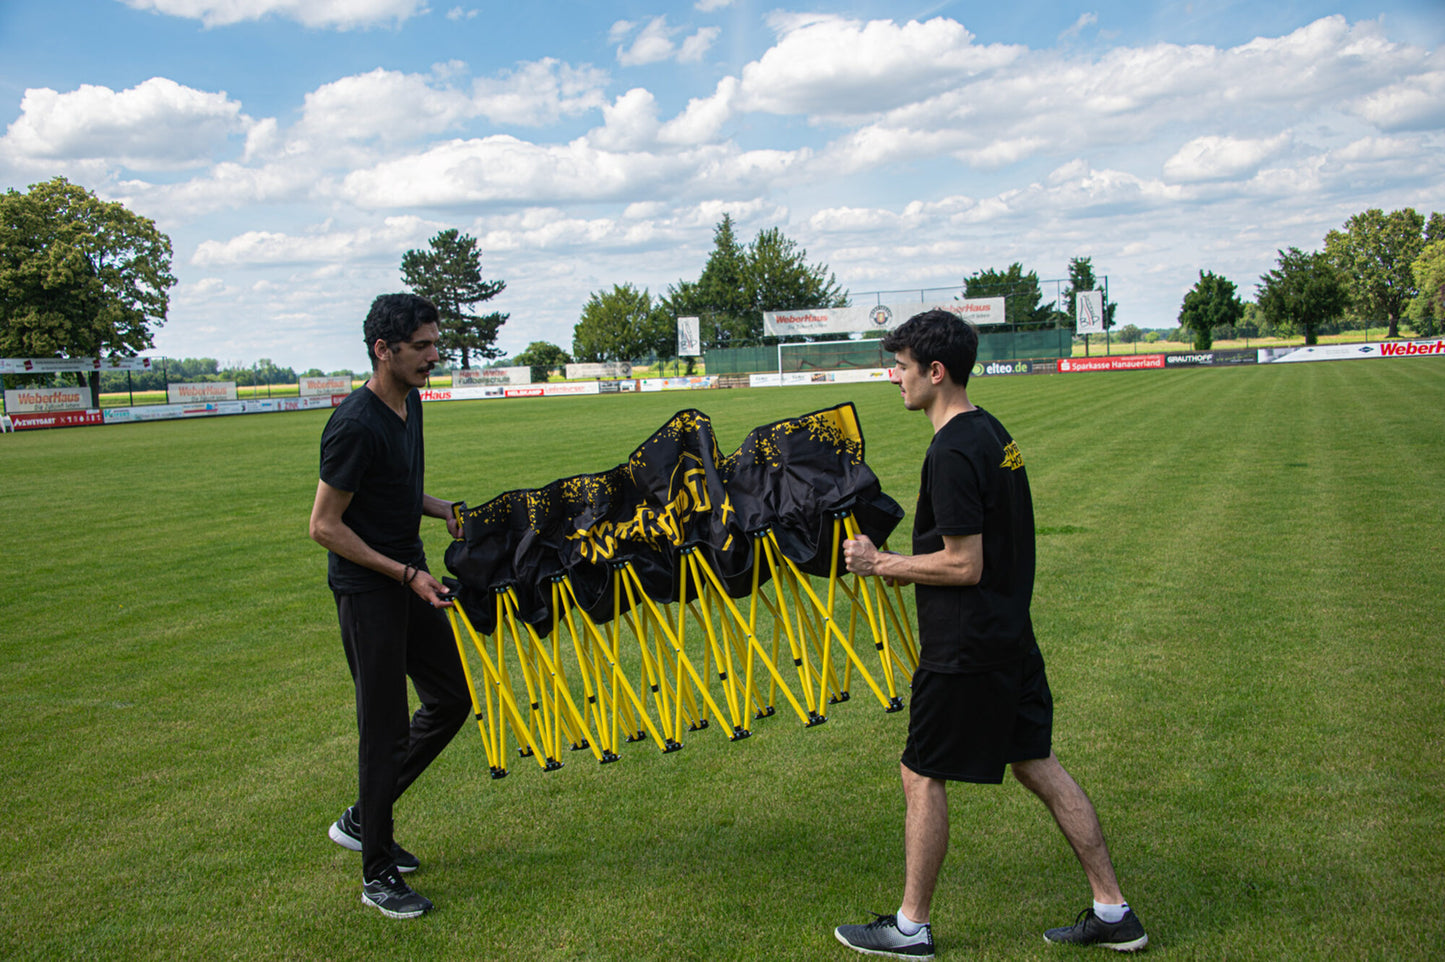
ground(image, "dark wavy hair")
xmin=881 ymin=309 xmax=978 ymax=387
xmin=363 ymin=293 xmax=439 ymax=368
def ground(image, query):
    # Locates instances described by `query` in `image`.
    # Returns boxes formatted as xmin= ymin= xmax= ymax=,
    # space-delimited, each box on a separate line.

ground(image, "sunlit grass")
xmin=2 ymin=358 xmax=1442 ymax=960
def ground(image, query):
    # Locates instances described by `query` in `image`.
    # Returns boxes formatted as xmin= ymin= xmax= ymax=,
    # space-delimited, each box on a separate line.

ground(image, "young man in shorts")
xmin=834 ymin=309 xmax=1147 ymax=958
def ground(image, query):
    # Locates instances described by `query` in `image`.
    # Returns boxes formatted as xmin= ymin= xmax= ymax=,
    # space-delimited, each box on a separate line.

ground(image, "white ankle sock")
xmin=1093 ymin=901 xmax=1128 ymax=923
xmin=895 ymin=908 xmax=924 ymax=935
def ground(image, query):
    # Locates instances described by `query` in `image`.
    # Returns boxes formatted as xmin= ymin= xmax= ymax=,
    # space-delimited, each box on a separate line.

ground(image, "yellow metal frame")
xmin=444 ymin=510 xmax=913 ymax=777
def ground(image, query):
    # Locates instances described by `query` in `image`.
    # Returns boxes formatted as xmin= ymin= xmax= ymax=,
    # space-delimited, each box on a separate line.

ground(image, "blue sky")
xmin=2 ymin=0 xmax=1442 ymax=372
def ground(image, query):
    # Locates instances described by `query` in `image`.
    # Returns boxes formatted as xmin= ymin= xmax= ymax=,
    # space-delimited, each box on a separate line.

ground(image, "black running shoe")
xmin=1043 ymin=908 xmax=1148 ymax=951
xmin=361 ymin=869 xmax=432 ymax=919
xmin=328 ymin=806 xmax=420 ymax=873
xmin=834 ymin=913 xmax=935 ymax=959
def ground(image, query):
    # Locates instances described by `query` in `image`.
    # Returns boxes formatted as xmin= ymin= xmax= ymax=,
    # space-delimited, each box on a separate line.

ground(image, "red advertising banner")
xmin=9 ymin=409 xmax=105 ymax=430
xmin=1058 ymin=354 xmax=1166 ymax=373
xmin=1378 ymin=338 xmax=1445 ymax=358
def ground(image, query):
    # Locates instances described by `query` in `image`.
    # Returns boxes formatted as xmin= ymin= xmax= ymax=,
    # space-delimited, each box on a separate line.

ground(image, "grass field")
xmin=71 ymin=329 xmax=1434 ymax=409
xmin=2 ymin=358 xmax=1442 ymax=961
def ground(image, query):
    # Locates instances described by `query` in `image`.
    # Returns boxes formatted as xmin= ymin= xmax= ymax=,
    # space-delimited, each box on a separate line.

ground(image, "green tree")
xmin=1178 ymin=270 xmax=1245 ymax=350
xmin=963 ymin=263 xmax=1055 ymax=329
xmin=1256 ymin=248 xmax=1348 ymax=346
xmin=1405 ymin=240 xmax=1445 ymax=337
xmin=744 ymin=226 xmax=847 ymax=335
xmin=0 ymin=177 xmax=175 ymax=394
xmin=400 ymin=228 xmax=507 ymax=369
xmin=512 ymin=341 xmax=571 ymax=384
xmin=1324 ymin=207 xmax=1439 ymax=338
xmin=668 ymin=214 xmax=752 ymax=349
xmin=1117 ymin=324 xmax=1142 ymax=344
xmin=666 ymin=215 xmax=847 ymax=349
xmin=571 ymin=284 xmax=672 ymax=363
xmin=1062 ymin=256 xmax=1117 ymax=331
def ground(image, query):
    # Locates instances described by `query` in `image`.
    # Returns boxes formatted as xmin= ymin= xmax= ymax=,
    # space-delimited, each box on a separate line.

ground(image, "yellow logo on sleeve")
xmin=1000 ymin=440 xmax=1024 ymax=471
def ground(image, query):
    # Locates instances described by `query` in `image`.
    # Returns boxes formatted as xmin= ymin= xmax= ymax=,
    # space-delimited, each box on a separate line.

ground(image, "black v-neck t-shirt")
xmin=318 ymin=386 xmax=426 ymax=593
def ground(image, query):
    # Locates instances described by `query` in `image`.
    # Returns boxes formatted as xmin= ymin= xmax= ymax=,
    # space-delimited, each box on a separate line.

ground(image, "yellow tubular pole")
xmin=768 ymin=529 xmax=894 ymax=710
xmin=499 ymin=594 xmax=557 ymax=770
xmin=715 ymin=602 xmax=766 ymax=726
xmin=625 ymin=578 xmax=674 ymax=744
xmin=507 ymin=600 xmax=603 ymax=764
xmin=687 ymin=550 xmax=810 ymax=725
xmin=745 ymin=536 xmax=766 ymax=718
xmin=561 ymin=575 xmax=668 ymax=752
xmin=771 ymin=532 xmax=843 ymax=708
xmin=453 ymin=598 xmax=544 ymax=767
xmin=686 ymin=564 xmax=741 ymax=732
xmin=836 ymin=575 xmax=903 ymax=697
xmin=887 ymin=582 xmax=919 ymax=667
xmin=868 ymin=573 xmax=899 ymax=699
xmin=842 ymin=590 xmax=858 ymax=693
xmin=620 ymin=562 xmax=732 ymax=734
xmin=782 ymin=558 xmax=824 ymax=695
xmin=822 ymin=516 xmax=845 ymax=703
xmin=547 ymin=582 xmax=571 ymax=751
xmin=557 ymin=586 xmax=607 ymax=753
xmin=500 ymin=592 xmax=551 ymax=758
xmin=760 ymin=536 xmax=818 ymax=717
xmin=569 ymin=596 xmax=616 ymax=752
xmin=444 ymin=605 xmax=498 ymax=771
xmin=494 ymin=592 xmax=512 ymax=761
xmin=839 ymin=516 xmax=888 ymax=657
xmin=619 ymin=573 xmax=671 ymax=743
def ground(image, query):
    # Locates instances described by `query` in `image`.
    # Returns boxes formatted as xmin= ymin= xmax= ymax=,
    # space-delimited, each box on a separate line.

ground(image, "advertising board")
xmin=1058 ymin=355 xmax=1165 ymax=373
xmin=167 ymin=382 xmax=238 ymax=403
xmin=4 ymin=385 xmax=92 ymax=412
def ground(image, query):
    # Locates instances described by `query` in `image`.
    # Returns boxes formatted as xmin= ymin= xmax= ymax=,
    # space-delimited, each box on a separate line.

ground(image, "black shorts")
xmin=900 ymin=648 xmax=1053 ymax=784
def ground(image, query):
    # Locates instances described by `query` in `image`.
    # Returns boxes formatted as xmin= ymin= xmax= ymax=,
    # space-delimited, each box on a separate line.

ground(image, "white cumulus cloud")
xmin=298 ymin=69 xmax=475 ymax=144
xmin=192 ymin=216 xmax=434 ymax=266
xmin=614 ymin=16 xmax=720 ymax=66
xmin=738 ymin=14 xmax=1021 ymax=117
xmin=120 ymin=0 xmax=425 ymax=29
xmin=2 ymin=77 xmax=253 ymax=171
xmin=1163 ymin=134 xmax=1293 ymax=183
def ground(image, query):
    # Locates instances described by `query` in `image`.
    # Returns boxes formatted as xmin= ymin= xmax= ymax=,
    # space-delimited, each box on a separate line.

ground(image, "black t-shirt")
xmin=912 ymin=408 xmax=1036 ymax=672
xmin=318 ymin=385 xmax=427 ymax=593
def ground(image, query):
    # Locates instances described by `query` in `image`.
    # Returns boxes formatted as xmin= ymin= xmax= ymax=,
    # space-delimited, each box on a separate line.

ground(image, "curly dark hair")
xmin=363 ymin=294 xmax=440 ymax=368
xmin=881 ymin=309 xmax=978 ymax=387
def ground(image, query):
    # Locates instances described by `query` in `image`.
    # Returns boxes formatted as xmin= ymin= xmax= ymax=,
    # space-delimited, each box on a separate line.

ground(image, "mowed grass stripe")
xmin=0 ymin=362 xmax=1441 ymax=960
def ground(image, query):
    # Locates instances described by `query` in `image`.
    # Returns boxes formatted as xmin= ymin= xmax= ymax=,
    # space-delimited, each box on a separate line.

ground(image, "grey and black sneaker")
xmin=835 ymin=913 xmax=935 ymax=959
xmin=328 ymin=806 xmax=420 ymax=873
xmin=361 ymin=869 xmax=432 ymax=919
xmin=1043 ymin=908 xmax=1148 ymax=951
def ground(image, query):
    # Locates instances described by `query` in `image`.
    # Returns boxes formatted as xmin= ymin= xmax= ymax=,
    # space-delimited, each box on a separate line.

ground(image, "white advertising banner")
xmin=1075 ymin=291 xmax=1105 ymax=335
xmin=0 ymin=356 xmax=155 ymax=374
xmin=5 ymin=385 xmax=92 ymax=412
xmin=1257 ymin=339 xmax=1445 ymax=364
xmin=763 ymin=299 xmax=1005 ymax=336
xmin=565 ymin=361 xmax=632 ymax=379
xmin=167 ymin=382 xmax=238 ymax=404
xmin=638 ymin=376 xmax=718 ymax=392
xmin=677 ymin=316 xmax=701 ymax=357
xmin=454 ymin=366 xmax=531 ymax=386
xmin=299 ymin=375 xmax=355 ymax=396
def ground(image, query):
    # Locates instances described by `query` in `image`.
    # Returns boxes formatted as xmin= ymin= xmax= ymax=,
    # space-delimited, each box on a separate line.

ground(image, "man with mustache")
xmin=309 ymin=293 xmax=470 ymax=919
